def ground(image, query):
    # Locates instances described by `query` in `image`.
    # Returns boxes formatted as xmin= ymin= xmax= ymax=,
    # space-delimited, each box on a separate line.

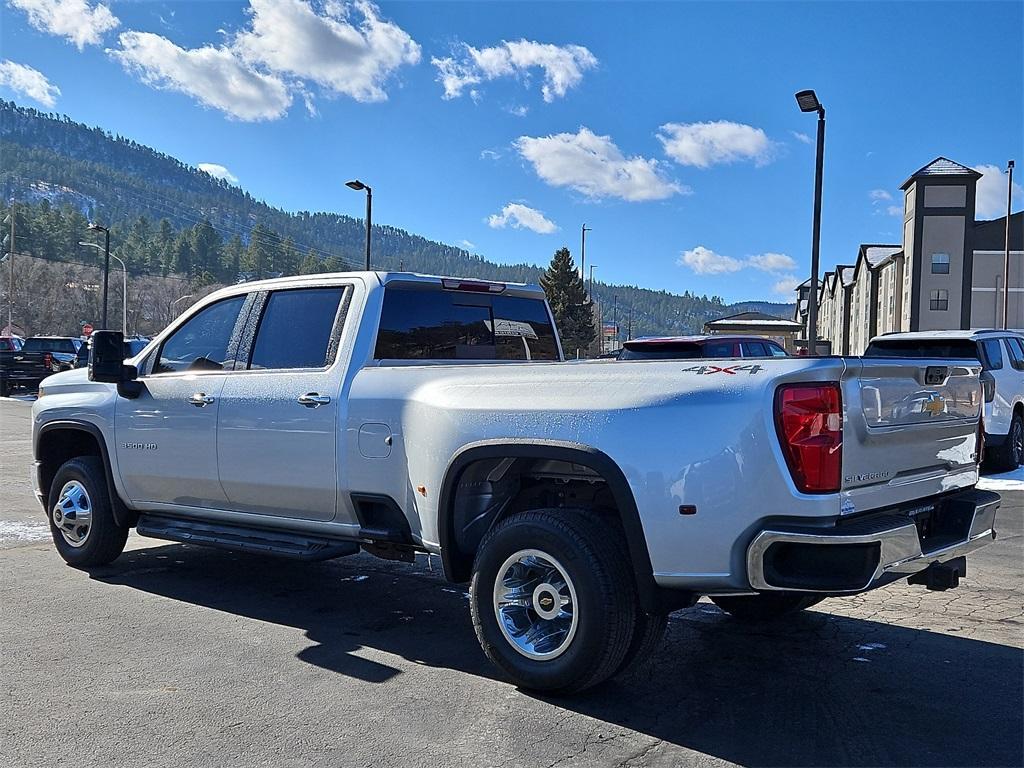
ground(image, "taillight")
xmin=775 ymin=383 xmax=843 ymax=494
xmin=43 ymin=352 xmax=53 ymax=370
xmin=980 ymin=370 xmax=996 ymax=402
xmin=977 ymin=417 xmax=985 ymax=464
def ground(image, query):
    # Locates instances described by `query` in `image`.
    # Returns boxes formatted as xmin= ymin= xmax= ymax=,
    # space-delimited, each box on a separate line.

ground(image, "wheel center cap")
xmin=532 ymin=584 xmax=561 ymax=620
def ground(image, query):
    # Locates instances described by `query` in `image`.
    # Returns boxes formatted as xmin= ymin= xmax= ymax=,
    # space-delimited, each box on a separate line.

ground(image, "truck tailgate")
xmin=841 ymin=358 xmax=982 ymax=514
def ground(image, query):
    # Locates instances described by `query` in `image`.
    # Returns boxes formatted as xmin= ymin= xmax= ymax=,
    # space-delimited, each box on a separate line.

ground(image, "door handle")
xmin=297 ymin=393 xmax=331 ymax=408
xmin=188 ymin=392 xmax=215 ymax=407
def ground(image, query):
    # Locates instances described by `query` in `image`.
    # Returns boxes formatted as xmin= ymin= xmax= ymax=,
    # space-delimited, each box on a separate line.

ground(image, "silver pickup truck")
xmin=31 ymin=272 xmax=999 ymax=692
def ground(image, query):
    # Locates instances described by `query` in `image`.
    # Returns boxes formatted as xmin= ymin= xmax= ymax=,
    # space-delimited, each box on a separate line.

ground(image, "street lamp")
xmin=87 ymin=223 xmax=111 ymax=329
xmin=346 ymin=179 xmax=372 ymax=270
xmin=581 ymin=224 xmax=592 ymax=295
xmin=795 ymin=89 xmax=825 ymax=355
xmin=80 ymin=242 xmax=127 ymax=335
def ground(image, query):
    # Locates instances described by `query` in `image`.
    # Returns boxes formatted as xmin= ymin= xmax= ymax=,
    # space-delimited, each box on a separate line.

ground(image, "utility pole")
xmin=581 ymin=224 xmax=591 ymax=296
xmin=1003 ymin=160 xmax=1015 ymax=329
xmin=627 ymin=305 xmax=633 ymax=340
xmin=612 ymin=294 xmax=618 ymax=350
xmin=6 ymin=200 xmax=13 ymax=336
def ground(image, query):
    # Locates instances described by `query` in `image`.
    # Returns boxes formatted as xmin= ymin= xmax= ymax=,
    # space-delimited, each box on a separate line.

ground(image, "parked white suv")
xmin=866 ymin=330 xmax=1024 ymax=469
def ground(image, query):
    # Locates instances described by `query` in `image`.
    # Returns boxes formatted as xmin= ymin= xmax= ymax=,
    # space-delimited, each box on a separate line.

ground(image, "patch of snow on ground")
xmin=0 ymin=521 xmax=50 ymax=543
xmin=977 ymin=467 xmax=1024 ymax=491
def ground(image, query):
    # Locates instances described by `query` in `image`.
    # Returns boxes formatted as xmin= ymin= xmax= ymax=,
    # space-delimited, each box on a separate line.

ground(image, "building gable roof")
xmin=839 ymin=266 xmax=857 ymax=287
xmin=901 ymin=157 xmax=981 ymax=189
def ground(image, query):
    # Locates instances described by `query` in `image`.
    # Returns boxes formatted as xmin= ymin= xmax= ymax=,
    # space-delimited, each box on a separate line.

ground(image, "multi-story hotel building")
xmin=796 ymin=157 xmax=1022 ymax=354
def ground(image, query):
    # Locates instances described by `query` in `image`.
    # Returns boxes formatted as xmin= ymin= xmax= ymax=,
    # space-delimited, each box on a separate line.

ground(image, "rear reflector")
xmin=775 ymin=382 xmax=842 ymax=494
xmin=441 ymin=279 xmax=506 ymax=293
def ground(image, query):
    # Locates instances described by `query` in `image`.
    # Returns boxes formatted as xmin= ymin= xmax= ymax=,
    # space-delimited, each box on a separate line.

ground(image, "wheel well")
xmin=36 ymin=425 xmax=136 ymax=527
xmin=37 ymin=428 xmax=102 ymax=501
xmin=437 ymin=443 xmax=687 ymax=614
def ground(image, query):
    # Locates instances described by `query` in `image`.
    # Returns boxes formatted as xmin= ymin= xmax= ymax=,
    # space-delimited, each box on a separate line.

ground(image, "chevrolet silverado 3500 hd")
xmin=32 ymin=272 xmax=999 ymax=692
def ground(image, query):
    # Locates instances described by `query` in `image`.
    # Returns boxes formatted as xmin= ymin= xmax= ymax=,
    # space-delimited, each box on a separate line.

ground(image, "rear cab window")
xmin=375 ymin=285 xmax=559 ymax=361
xmin=864 ymin=339 xmax=981 ymax=361
xmin=24 ymin=338 xmax=79 ymax=353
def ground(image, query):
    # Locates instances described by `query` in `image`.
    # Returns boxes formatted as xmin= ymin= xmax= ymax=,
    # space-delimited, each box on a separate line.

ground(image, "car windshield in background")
xmin=23 ymin=338 xmax=78 ymax=353
xmin=0 ymin=338 xmax=22 ymax=351
xmin=619 ymin=343 xmax=704 ymax=360
xmin=864 ymin=339 xmax=980 ymax=360
xmin=375 ymin=287 xmax=559 ymax=361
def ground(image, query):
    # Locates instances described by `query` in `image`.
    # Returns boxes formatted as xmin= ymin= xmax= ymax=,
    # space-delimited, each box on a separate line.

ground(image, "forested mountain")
xmin=0 ymin=100 xmax=792 ymax=337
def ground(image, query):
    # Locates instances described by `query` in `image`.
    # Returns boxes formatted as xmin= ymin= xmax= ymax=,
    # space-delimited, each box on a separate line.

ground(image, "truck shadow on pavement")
xmin=93 ymin=542 xmax=1023 ymax=768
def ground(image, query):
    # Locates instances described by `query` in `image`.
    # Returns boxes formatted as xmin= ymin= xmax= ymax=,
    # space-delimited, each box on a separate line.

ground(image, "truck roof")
xmin=211 ymin=271 xmax=546 ymax=300
xmin=873 ymin=329 xmax=1024 ymax=342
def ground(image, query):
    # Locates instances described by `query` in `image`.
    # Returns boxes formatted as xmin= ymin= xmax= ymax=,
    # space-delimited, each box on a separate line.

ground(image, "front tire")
xmin=470 ymin=509 xmax=638 ymax=694
xmin=48 ymin=457 xmax=128 ymax=567
xmin=711 ymin=593 xmax=824 ymax=621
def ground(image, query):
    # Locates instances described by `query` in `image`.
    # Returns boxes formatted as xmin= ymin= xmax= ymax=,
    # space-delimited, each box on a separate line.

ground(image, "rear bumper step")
xmin=136 ymin=514 xmax=361 ymax=561
xmin=746 ymin=488 xmax=1000 ymax=593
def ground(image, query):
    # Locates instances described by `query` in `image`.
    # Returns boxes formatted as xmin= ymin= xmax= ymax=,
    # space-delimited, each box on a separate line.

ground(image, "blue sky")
xmin=1 ymin=0 xmax=1022 ymax=303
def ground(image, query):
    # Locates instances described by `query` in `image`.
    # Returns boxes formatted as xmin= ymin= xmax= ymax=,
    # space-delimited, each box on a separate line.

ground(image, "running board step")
xmin=136 ymin=515 xmax=360 ymax=561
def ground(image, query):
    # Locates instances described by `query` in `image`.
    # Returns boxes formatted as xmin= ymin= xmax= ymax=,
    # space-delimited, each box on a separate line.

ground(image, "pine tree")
xmin=540 ymin=247 xmax=595 ymax=356
xmin=191 ymin=218 xmax=222 ymax=281
xmin=221 ymin=234 xmax=244 ymax=283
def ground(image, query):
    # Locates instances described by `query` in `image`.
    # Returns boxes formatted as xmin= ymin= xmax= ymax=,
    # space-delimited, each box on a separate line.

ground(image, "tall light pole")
xmin=1003 ymin=160 xmax=1015 ymax=329
xmin=581 ymin=223 xmax=591 ymax=295
xmin=87 ymin=223 xmax=111 ymax=329
xmin=346 ymin=180 xmax=372 ymax=270
xmin=796 ymin=89 xmax=825 ymax=355
xmin=3 ymin=200 xmax=13 ymax=336
xmin=81 ymin=242 xmax=127 ymax=335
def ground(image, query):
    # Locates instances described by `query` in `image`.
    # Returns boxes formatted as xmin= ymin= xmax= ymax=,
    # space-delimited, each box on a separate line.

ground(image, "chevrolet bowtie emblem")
xmin=922 ymin=393 xmax=946 ymax=415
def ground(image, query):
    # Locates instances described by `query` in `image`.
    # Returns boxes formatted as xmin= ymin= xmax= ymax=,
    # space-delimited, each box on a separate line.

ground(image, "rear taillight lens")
xmin=980 ymin=370 xmax=996 ymax=403
xmin=43 ymin=352 xmax=53 ymax=370
xmin=775 ymin=383 xmax=843 ymax=494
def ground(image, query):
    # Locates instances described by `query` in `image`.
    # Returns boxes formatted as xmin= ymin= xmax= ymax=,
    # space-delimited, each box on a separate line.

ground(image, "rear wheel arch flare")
xmin=437 ymin=440 xmax=659 ymax=610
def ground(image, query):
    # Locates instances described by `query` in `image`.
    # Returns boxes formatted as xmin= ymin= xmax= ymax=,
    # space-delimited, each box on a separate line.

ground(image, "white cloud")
xmin=975 ymin=164 xmax=1022 ymax=219
xmin=459 ymin=239 xmax=475 ymax=250
xmin=0 ymin=60 xmax=60 ymax=107
xmin=111 ymin=31 xmax=292 ymax=121
xmin=515 ymin=127 xmax=684 ymax=202
xmin=479 ymin=149 xmax=502 ymax=160
xmin=234 ymin=0 xmax=420 ymax=103
xmin=506 ymin=104 xmax=529 ymax=117
xmin=487 ymin=203 xmax=557 ymax=234
xmin=679 ymin=246 xmax=743 ymax=275
xmin=772 ymin=275 xmax=802 ymax=295
xmin=868 ymin=189 xmax=892 ymax=201
xmin=886 ymin=204 xmax=903 ymax=217
xmin=679 ymin=246 xmax=796 ymax=276
xmin=790 ymin=130 xmax=812 ymax=145
xmin=197 ymin=163 xmax=239 ymax=184
xmin=9 ymin=0 xmax=118 ymax=49
xmin=433 ymin=39 xmax=597 ymax=103
xmin=747 ymin=252 xmax=797 ymax=272
xmin=658 ymin=120 xmax=777 ymax=168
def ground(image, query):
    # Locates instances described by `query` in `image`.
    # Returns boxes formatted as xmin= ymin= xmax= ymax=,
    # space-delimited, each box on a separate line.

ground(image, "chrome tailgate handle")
xmin=297 ymin=393 xmax=331 ymax=408
xmin=188 ymin=392 xmax=215 ymax=407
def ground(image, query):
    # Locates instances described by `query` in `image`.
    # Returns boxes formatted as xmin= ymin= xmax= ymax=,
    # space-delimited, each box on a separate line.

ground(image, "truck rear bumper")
xmin=747 ymin=488 xmax=1000 ymax=593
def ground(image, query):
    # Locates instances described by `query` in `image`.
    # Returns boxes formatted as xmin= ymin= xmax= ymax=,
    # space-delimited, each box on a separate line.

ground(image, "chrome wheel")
xmin=493 ymin=549 xmax=578 ymax=660
xmin=52 ymin=480 xmax=92 ymax=548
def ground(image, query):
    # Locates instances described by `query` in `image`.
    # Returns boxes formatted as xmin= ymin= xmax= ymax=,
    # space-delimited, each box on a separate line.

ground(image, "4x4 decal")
xmin=681 ymin=364 xmax=764 ymax=375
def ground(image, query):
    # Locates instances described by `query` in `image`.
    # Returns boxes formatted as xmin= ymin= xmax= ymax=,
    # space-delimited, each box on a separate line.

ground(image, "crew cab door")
xmin=216 ymin=285 xmax=351 ymax=521
xmin=115 ymin=294 xmax=250 ymax=507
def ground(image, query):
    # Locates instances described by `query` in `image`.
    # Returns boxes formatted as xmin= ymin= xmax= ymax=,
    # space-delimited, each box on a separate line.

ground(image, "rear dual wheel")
xmin=470 ymin=508 xmax=663 ymax=694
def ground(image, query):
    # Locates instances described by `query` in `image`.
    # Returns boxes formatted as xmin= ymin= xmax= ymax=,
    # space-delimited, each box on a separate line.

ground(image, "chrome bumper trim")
xmin=747 ymin=490 xmax=1000 ymax=593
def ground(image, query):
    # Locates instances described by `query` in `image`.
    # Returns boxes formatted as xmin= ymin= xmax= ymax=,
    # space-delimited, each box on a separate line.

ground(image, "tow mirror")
xmin=89 ymin=330 xmax=141 ymax=397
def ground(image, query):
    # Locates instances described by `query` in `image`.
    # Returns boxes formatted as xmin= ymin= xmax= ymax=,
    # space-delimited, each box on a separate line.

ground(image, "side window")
xmin=769 ymin=343 xmax=788 ymax=357
xmin=740 ymin=341 xmax=768 ymax=357
xmin=1003 ymin=338 xmax=1024 ymax=371
xmin=980 ymin=339 xmax=1003 ymax=370
xmin=249 ymin=287 xmax=345 ymax=370
xmin=156 ymin=295 xmax=247 ymax=374
xmin=703 ymin=341 xmax=735 ymax=357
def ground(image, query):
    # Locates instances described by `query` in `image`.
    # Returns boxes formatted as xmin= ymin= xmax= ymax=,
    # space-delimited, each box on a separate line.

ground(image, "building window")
xmin=930 ymin=289 xmax=949 ymax=311
xmin=931 ymin=253 xmax=950 ymax=274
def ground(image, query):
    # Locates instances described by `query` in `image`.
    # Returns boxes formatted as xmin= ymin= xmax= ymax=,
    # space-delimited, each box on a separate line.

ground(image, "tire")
xmin=616 ymin=612 xmax=668 ymax=676
xmin=470 ymin=508 xmax=638 ymax=694
xmin=47 ymin=456 xmax=129 ymax=568
xmin=0 ymin=379 xmax=9 ymax=397
xmin=710 ymin=593 xmax=825 ymax=621
xmin=993 ymin=414 xmax=1023 ymax=472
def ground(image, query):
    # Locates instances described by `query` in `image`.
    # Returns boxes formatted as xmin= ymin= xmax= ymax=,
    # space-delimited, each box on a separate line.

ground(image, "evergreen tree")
xmin=171 ymin=231 xmax=193 ymax=276
xmin=154 ymin=218 xmax=175 ymax=274
xmin=243 ymin=223 xmax=276 ymax=279
xmin=540 ymin=247 xmax=596 ymax=356
xmin=191 ymin=218 xmax=222 ymax=280
xmin=222 ymin=234 xmax=244 ymax=283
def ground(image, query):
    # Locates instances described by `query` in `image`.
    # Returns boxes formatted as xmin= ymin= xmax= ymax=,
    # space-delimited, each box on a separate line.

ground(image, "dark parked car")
xmin=1 ymin=336 xmax=82 ymax=396
xmin=75 ymin=336 xmax=151 ymax=368
xmin=617 ymin=335 xmax=789 ymax=361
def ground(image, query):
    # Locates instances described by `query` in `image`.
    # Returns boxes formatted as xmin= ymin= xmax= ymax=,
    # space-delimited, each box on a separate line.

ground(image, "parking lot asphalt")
xmin=1 ymin=398 xmax=1022 ymax=768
